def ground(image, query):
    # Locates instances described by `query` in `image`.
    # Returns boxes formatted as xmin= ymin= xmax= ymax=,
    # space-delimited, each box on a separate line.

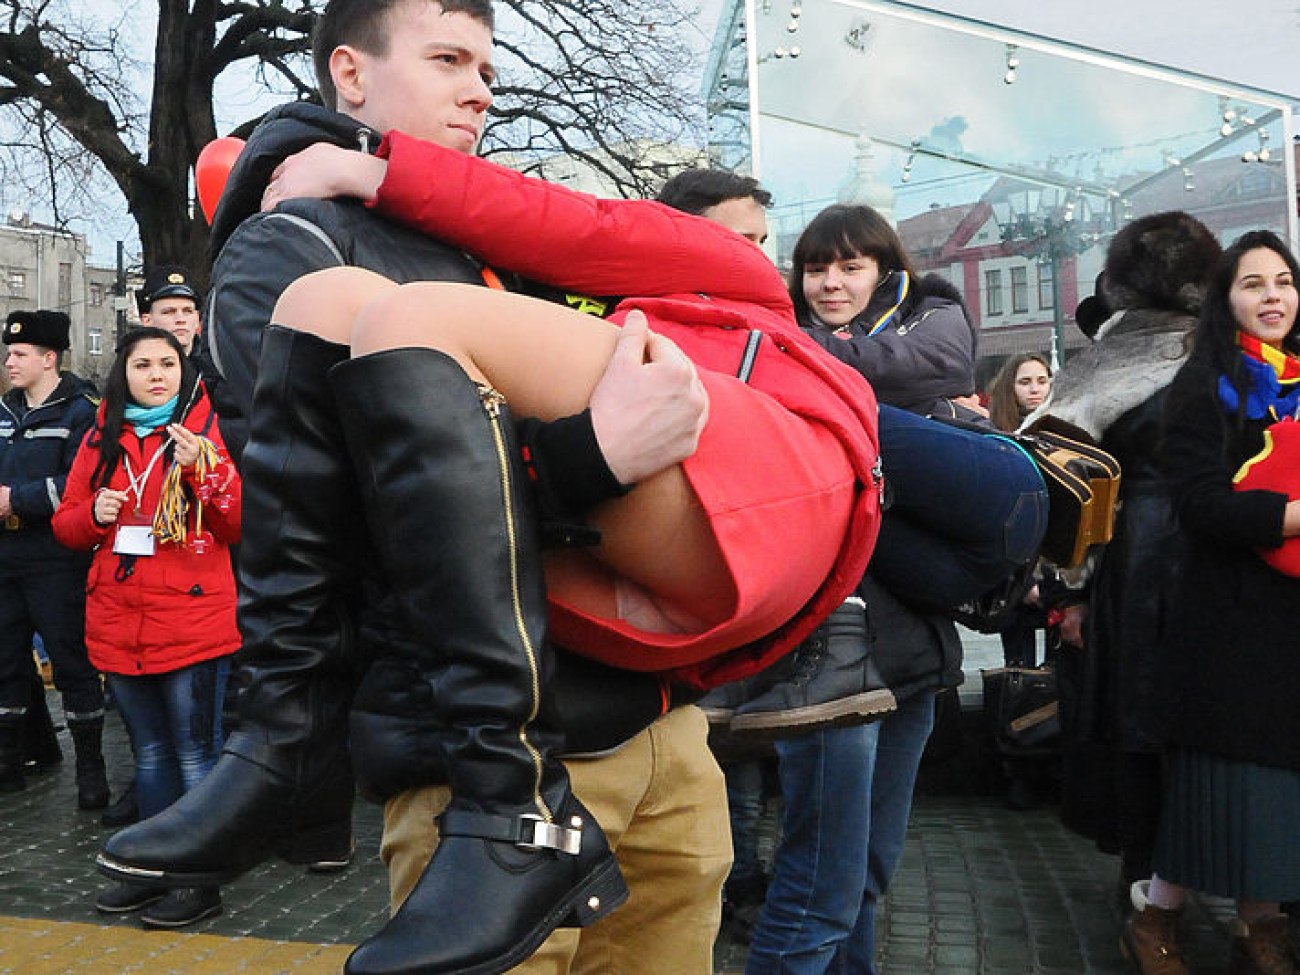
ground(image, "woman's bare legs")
xmin=273 ymin=270 xmax=736 ymax=630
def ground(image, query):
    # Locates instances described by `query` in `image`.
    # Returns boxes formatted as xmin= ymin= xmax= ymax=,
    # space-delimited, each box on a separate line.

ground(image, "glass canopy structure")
xmin=703 ymin=0 xmax=1298 ymax=376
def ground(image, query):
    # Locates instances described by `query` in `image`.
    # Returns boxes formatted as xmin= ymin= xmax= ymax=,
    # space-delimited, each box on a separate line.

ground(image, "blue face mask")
xmin=123 ymin=395 xmax=179 ymax=438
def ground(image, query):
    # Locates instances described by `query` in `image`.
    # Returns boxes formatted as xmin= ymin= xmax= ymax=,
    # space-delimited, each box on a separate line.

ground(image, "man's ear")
xmin=330 ymin=45 xmax=367 ymax=112
xmin=140 ymin=312 xmax=153 ymax=328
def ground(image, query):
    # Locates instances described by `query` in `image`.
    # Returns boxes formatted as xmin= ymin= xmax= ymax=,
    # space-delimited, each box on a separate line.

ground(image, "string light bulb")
xmin=1003 ymin=43 xmax=1019 ymax=85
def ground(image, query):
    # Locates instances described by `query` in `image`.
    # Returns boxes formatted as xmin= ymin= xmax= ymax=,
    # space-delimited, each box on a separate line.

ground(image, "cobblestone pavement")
xmin=2 ymin=695 xmax=1241 ymax=974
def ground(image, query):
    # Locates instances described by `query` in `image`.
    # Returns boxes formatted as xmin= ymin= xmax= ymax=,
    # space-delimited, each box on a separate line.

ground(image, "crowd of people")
xmin=2 ymin=2 xmax=1299 ymax=974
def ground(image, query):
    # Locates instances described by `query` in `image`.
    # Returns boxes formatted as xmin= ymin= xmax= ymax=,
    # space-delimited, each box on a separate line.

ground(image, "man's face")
xmin=4 ymin=343 xmax=53 ymax=391
xmin=142 ymin=297 xmax=201 ymax=354
xmin=338 ymin=1 xmax=495 ymax=154
xmin=701 ymin=197 xmax=769 ymax=246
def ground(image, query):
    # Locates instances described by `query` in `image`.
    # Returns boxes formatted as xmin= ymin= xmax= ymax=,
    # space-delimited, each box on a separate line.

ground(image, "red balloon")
xmin=195 ymin=136 xmax=245 ymax=224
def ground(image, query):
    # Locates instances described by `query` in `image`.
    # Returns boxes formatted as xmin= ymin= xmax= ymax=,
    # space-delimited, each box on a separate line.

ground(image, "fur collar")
xmin=1023 ymin=308 xmax=1194 ymax=439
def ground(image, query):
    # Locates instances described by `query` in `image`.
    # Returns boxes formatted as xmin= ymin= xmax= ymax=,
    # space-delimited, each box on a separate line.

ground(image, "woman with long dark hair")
xmin=54 ymin=327 xmax=241 ymax=928
xmin=1123 ymin=230 xmax=1300 ymax=975
xmin=988 ymin=352 xmax=1053 ymax=433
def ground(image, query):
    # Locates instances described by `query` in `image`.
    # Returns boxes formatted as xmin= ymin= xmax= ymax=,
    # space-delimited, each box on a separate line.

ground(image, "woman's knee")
xmin=349 ymin=282 xmax=484 ymax=359
xmin=273 ymin=267 xmax=399 ymax=344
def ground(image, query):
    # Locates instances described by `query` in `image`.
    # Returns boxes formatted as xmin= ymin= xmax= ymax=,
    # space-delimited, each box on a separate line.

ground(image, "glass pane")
xmin=714 ymin=0 xmax=1296 ymax=372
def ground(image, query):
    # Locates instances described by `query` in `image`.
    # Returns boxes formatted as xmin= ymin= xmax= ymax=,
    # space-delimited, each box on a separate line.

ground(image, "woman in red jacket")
xmin=54 ymin=326 xmax=241 ymax=928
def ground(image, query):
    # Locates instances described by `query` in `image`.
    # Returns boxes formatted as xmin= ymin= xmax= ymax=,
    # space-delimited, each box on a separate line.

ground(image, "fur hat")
xmin=1102 ymin=211 xmax=1221 ymax=316
xmin=3 ymin=309 xmax=70 ymax=350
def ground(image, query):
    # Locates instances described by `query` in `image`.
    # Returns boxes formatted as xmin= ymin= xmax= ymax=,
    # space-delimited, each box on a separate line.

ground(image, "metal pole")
xmin=1050 ymin=253 xmax=1065 ymax=371
xmin=115 ymin=240 xmax=126 ymax=347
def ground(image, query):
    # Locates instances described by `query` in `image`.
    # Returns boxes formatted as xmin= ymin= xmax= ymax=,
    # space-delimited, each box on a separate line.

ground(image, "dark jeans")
xmin=106 ymin=656 xmax=230 ymax=818
xmin=0 ymin=558 xmax=103 ymax=717
xmin=872 ymin=406 xmax=1048 ymax=611
xmin=746 ymin=692 xmax=937 ymax=974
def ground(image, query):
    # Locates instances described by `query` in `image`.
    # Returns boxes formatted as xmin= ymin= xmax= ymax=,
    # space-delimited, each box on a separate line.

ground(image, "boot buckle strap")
xmin=439 ymin=810 xmax=583 ymax=855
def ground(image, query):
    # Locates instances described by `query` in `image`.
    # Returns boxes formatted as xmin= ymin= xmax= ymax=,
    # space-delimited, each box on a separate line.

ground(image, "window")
xmin=1011 ymin=266 xmax=1029 ymax=313
xmin=1037 ymin=263 xmax=1054 ymax=310
xmin=89 ymin=284 xmax=104 ymax=307
xmin=984 ymin=269 xmax=1003 ymax=316
xmin=88 ymin=327 xmax=103 ymax=355
xmin=8 ymin=270 xmax=25 ymax=296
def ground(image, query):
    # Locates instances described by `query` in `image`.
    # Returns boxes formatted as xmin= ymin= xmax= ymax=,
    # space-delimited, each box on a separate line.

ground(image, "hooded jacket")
xmin=53 ymin=386 xmax=241 ymax=676
xmin=0 ymin=372 xmax=98 ymax=564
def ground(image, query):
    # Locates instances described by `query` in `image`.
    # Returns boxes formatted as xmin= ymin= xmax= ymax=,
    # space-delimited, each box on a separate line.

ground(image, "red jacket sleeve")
xmin=373 ymin=131 xmax=793 ymax=316
xmin=52 ymin=429 xmax=111 ymax=551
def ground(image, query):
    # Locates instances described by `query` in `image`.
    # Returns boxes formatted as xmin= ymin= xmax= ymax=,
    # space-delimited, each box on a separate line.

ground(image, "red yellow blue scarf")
xmin=1219 ymin=331 xmax=1300 ymax=420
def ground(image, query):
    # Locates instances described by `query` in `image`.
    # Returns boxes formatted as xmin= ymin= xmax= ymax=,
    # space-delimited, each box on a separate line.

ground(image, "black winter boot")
xmin=0 ymin=712 xmax=26 ymax=792
xmin=332 ymin=349 xmax=626 ymax=975
xmin=23 ymin=673 xmax=62 ymax=771
xmin=68 ymin=714 xmax=110 ymax=810
xmin=730 ymin=597 xmax=897 ymax=738
xmin=98 ymin=326 xmax=358 ymax=886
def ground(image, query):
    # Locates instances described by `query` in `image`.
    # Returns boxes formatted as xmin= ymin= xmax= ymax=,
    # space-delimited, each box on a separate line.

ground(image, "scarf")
xmin=1218 ymin=332 xmax=1300 ymax=420
xmin=124 ymin=396 xmax=179 ymax=439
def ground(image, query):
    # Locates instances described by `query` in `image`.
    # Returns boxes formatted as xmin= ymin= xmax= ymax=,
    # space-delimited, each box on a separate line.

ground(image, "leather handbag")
xmin=981 ymin=665 xmax=1060 ymax=756
xmin=1017 ymin=416 xmax=1122 ymax=569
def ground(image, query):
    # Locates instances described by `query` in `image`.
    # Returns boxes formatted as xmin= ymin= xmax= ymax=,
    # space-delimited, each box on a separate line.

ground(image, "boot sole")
xmin=729 ymin=689 xmax=899 ymax=740
xmin=97 ymin=818 xmax=354 ymax=888
xmin=139 ymin=902 xmax=223 ymax=929
xmin=95 ymin=892 xmax=166 ymax=914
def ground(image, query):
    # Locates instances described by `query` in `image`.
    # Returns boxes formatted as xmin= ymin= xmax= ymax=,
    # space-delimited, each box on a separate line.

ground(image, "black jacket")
xmin=208 ymin=102 xmax=661 ymax=802
xmin=207 ymin=102 xmax=485 ymax=417
xmin=0 ymin=372 xmax=97 ymax=564
xmin=1154 ymin=356 xmax=1300 ymax=771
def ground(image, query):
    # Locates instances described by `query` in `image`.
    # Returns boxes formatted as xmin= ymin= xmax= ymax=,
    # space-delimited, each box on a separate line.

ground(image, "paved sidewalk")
xmin=1 ymin=696 xmax=1241 ymax=974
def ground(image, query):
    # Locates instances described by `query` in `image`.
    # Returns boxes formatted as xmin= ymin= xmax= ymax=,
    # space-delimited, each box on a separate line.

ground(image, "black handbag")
xmin=981 ymin=665 xmax=1060 ymax=756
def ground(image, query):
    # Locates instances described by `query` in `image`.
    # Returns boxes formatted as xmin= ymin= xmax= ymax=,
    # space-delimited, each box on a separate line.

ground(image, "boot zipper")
xmin=480 ymin=385 xmax=551 ymax=823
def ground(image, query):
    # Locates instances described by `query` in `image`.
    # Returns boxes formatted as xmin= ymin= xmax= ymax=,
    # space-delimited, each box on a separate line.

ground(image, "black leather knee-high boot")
xmin=332 ymin=348 xmax=626 ymax=975
xmin=99 ymin=325 xmax=360 ymax=886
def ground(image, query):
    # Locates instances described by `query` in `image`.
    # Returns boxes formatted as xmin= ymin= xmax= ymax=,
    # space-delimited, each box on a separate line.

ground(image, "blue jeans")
xmin=830 ymin=692 xmax=936 ymax=975
xmin=105 ymin=656 xmax=230 ymax=818
xmin=872 ymin=405 xmax=1048 ymax=610
xmin=746 ymin=692 xmax=936 ymax=975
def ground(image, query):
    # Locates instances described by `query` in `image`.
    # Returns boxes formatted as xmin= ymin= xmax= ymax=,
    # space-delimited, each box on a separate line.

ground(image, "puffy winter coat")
xmin=371 ymin=130 xmax=884 ymax=688
xmin=802 ymin=274 xmax=978 ymax=417
xmin=53 ymin=387 xmax=241 ymax=676
xmin=0 ymin=373 xmax=98 ymax=567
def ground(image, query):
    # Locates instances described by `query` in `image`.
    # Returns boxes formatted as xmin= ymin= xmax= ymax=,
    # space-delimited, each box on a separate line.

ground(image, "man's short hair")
xmin=656 ymin=169 xmax=772 ymax=216
xmin=313 ymin=0 xmax=496 ymax=110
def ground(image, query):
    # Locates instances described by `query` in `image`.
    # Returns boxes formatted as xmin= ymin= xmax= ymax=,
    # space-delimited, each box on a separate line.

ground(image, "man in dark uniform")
xmin=0 ymin=309 xmax=107 ymax=806
xmin=137 ymin=266 xmax=247 ymax=464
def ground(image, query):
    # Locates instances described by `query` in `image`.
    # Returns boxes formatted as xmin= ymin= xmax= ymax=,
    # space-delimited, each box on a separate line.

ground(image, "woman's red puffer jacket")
xmin=53 ymin=386 xmax=241 ymax=676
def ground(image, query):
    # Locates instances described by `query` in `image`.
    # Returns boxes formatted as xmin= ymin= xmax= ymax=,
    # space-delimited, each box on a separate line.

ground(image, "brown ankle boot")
xmin=1121 ymin=882 xmax=1189 ymax=975
xmin=1229 ymin=915 xmax=1299 ymax=975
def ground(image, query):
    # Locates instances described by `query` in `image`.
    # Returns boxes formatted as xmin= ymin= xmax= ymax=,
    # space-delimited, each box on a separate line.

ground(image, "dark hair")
xmin=90 ymin=327 xmax=200 ymax=490
xmin=313 ymin=0 xmax=495 ymax=109
xmin=656 ymin=169 xmax=771 ymax=215
xmin=789 ymin=204 xmax=918 ymax=323
xmin=986 ymin=352 xmax=1051 ymax=432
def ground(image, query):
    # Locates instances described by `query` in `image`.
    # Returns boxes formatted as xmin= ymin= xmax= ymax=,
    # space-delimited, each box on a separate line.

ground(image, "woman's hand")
xmin=260 ymin=143 xmax=388 ymax=212
xmin=1283 ymin=499 xmax=1300 ymax=538
xmin=93 ymin=489 xmax=130 ymax=526
xmin=168 ymin=424 xmax=201 ymax=468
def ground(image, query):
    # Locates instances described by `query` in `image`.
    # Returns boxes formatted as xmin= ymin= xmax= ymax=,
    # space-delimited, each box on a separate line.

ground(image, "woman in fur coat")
xmin=1026 ymin=211 xmax=1221 ymax=903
